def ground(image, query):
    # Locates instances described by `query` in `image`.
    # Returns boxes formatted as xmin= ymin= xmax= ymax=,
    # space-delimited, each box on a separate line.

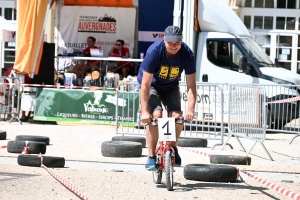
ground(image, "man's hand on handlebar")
xmin=184 ymin=110 xmax=194 ymax=121
xmin=141 ymin=111 xmax=152 ymax=124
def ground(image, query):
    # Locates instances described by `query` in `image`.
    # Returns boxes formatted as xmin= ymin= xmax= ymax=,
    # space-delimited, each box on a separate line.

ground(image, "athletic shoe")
xmin=172 ymin=146 xmax=181 ymax=167
xmin=145 ymin=156 xmax=156 ymax=171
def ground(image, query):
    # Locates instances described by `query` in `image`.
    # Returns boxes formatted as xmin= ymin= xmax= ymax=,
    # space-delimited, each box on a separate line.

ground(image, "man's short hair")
xmin=116 ymin=39 xmax=124 ymax=46
xmin=87 ymin=36 xmax=96 ymax=42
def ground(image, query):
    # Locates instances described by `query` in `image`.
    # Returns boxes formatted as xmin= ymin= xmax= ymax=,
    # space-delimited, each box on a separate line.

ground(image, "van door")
xmin=201 ymin=39 xmax=254 ymax=84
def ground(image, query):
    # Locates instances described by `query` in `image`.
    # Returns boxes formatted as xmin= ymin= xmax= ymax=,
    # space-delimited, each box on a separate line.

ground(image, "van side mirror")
xmin=239 ymin=56 xmax=248 ymax=73
xmin=275 ymin=58 xmax=279 ymax=66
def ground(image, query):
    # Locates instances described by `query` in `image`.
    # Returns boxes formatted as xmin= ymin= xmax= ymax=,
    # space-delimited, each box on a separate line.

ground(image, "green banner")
xmin=33 ymin=88 xmax=140 ymax=125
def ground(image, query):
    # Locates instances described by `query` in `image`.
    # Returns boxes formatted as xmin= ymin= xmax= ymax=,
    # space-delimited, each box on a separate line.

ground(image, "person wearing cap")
xmin=137 ymin=25 xmax=197 ymax=171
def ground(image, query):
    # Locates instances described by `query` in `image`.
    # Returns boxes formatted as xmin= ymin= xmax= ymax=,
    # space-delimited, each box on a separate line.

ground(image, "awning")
xmin=64 ymin=0 xmax=133 ymax=7
xmin=13 ymin=0 xmax=53 ymax=77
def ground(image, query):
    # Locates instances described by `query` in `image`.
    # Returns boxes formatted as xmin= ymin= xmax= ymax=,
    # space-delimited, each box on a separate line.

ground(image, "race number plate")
xmin=158 ymin=118 xmax=176 ymax=142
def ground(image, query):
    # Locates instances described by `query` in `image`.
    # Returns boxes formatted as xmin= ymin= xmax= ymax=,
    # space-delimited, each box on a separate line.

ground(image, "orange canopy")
xmin=64 ymin=0 xmax=133 ymax=7
xmin=13 ymin=0 xmax=53 ymax=77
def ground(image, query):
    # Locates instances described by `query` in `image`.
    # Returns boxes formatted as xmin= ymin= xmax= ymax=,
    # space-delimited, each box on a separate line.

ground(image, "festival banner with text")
xmin=59 ymin=6 xmax=136 ymax=56
xmin=33 ymin=89 xmax=139 ymax=125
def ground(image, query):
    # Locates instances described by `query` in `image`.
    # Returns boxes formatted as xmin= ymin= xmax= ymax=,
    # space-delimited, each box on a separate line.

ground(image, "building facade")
xmin=0 ymin=0 xmax=16 ymax=70
xmin=230 ymin=0 xmax=300 ymax=74
xmin=1 ymin=0 xmax=300 ymax=75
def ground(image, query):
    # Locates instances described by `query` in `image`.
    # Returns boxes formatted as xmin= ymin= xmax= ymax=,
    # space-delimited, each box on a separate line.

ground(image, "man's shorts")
xmin=148 ymin=86 xmax=181 ymax=114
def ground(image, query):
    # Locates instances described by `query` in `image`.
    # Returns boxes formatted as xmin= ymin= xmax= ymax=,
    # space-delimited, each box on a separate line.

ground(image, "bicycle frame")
xmin=149 ymin=117 xmax=185 ymax=169
xmin=149 ymin=117 xmax=186 ymax=191
xmin=155 ymin=141 xmax=175 ymax=170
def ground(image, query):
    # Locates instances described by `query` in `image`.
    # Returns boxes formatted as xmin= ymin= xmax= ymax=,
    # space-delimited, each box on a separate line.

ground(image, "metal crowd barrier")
xmin=0 ymin=76 xmax=22 ymax=124
xmin=115 ymin=82 xmax=144 ymax=136
xmin=220 ymin=84 xmax=273 ymax=160
xmin=260 ymin=84 xmax=300 ymax=144
xmin=115 ymin=82 xmax=230 ymax=149
xmin=115 ymin=82 xmax=300 ymax=148
xmin=179 ymin=82 xmax=229 ymax=149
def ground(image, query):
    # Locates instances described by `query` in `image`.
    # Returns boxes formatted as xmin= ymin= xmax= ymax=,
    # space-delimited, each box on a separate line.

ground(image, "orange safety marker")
xmin=21 ymin=141 xmax=29 ymax=154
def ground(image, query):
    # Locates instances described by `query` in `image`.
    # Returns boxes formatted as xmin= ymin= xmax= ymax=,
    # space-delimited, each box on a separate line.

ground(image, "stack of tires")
xmin=178 ymin=137 xmax=251 ymax=183
xmin=6 ymin=134 xmax=65 ymax=168
xmin=101 ymin=136 xmax=146 ymax=158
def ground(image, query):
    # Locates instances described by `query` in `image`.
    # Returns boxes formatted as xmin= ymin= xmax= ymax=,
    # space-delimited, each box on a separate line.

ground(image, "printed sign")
xmin=179 ymin=85 xmax=259 ymax=124
xmin=138 ymin=31 xmax=165 ymax=42
xmin=158 ymin=118 xmax=176 ymax=142
xmin=33 ymin=89 xmax=139 ymax=125
xmin=59 ymin=6 xmax=136 ymax=56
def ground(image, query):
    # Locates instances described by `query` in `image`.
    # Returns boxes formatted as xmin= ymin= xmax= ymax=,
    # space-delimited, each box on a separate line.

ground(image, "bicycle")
xmin=147 ymin=117 xmax=185 ymax=191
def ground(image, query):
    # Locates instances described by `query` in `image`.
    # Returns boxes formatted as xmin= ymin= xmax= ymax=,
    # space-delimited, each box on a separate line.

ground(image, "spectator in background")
xmin=108 ymin=39 xmax=133 ymax=78
xmin=73 ymin=36 xmax=101 ymax=85
xmin=2 ymin=66 xmax=31 ymax=122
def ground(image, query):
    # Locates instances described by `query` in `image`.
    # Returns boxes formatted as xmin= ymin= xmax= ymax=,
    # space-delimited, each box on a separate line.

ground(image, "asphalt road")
xmin=0 ymin=121 xmax=299 ymax=200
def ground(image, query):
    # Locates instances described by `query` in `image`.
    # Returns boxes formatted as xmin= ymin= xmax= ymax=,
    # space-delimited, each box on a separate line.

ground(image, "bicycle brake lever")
xmin=151 ymin=118 xmax=158 ymax=126
xmin=175 ymin=117 xmax=185 ymax=125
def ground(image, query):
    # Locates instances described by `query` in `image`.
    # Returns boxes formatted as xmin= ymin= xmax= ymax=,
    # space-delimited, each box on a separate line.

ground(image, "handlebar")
xmin=147 ymin=117 xmax=186 ymax=126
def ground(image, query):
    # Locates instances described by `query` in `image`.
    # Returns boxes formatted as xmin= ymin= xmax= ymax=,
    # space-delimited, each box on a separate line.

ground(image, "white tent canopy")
xmin=0 ymin=16 xmax=17 ymax=42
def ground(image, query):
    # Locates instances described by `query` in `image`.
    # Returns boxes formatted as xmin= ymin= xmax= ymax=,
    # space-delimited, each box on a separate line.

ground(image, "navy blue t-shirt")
xmin=137 ymin=39 xmax=196 ymax=92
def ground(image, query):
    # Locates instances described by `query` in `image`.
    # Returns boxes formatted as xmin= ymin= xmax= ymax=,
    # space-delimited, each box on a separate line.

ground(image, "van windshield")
xmin=237 ymin=37 xmax=276 ymax=67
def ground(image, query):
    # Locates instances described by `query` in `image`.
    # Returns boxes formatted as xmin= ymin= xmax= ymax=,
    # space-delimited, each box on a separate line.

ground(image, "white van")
xmin=179 ymin=0 xmax=300 ymax=129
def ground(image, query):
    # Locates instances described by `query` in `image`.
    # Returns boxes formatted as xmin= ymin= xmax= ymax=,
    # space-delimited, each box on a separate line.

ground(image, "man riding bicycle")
xmin=137 ymin=25 xmax=197 ymax=171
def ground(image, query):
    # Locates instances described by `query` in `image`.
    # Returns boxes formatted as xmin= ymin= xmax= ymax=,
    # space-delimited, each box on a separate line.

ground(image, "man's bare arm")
xmin=140 ymin=71 xmax=153 ymax=122
xmin=186 ymin=73 xmax=197 ymax=116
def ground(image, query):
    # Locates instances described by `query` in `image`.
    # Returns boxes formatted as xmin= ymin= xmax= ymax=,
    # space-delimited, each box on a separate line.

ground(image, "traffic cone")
xmin=21 ymin=141 xmax=29 ymax=154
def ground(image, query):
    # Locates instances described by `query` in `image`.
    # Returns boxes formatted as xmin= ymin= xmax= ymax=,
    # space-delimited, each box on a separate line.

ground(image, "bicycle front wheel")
xmin=152 ymin=169 xmax=162 ymax=184
xmin=165 ymin=150 xmax=174 ymax=191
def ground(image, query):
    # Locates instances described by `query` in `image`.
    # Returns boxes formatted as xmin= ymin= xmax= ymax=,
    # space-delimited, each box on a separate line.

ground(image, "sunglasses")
xmin=115 ymin=43 xmax=122 ymax=46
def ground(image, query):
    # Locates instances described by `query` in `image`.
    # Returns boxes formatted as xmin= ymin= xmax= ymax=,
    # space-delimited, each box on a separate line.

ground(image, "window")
xmin=264 ymin=16 xmax=273 ymax=29
xmin=277 ymin=0 xmax=296 ymax=8
xmin=277 ymin=0 xmax=286 ymax=8
xmin=0 ymin=8 xmax=2 ymax=16
xmin=252 ymin=16 xmax=273 ymax=29
xmin=232 ymin=45 xmax=243 ymax=71
xmin=4 ymin=8 xmax=16 ymax=20
xmin=265 ymin=0 xmax=273 ymax=8
xmin=276 ymin=17 xmax=296 ymax=30
xmin=255 ymin=0 xmax=263 ymax=7
xmin=276 ymin=17 xmax=285 ymax=29
xmin=287 ymin=0 xmax=296 ymax=8
xmin=251 ymin=0 xmax=274 ymax=7
xmin=4 ymin=8 xmax=13 ymax=20
xmin=244 ymin=16 xmax=251 ymax=28
xmin=254 ymin=34 xmax=271 ymax=56
xmin=254 ymin=16 xmax=263 ymax=29
xmin=207 ymin=40 xmax=241 ymax=72
xmin=287 ymin=17 xmax=295 ymax=30
xmin=245 ymin=0 xmax=252 ymax=7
